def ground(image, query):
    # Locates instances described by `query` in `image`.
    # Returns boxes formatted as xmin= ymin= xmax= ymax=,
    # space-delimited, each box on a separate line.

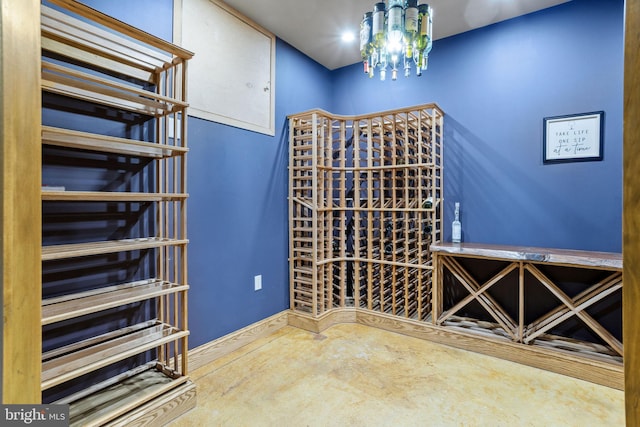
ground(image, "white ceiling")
xmin=221 ymin=0 xmax=570 ymax=70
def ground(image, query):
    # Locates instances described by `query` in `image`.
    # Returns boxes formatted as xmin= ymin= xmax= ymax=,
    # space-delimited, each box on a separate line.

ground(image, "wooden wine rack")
xmin=288 ymin=105 xmax=444 ymax=321
xmin=432 ymin=243 xmax=623 ymax=363
xmin=41 ymin=1 xmax=194 ymax=425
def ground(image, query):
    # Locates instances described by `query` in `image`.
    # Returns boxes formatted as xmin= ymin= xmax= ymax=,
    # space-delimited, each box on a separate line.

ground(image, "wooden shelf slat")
xmin=56 ymin=362 xmax=156 ymax=406
xmin=42 ymin=62 xmax=187 ymax=117
xmin=41 ymin=5 xmax=174 ymax=73
xmin=42 ymin=126 xmax=187 ymax=158
xmin=42 ymin=321 xmax=189 ymax=390
xmin=68 ymin=370 xmax=193 ymax=427
xmin=41 ymin=190 xmax=188 ymax=202
xmin=43 ymin=62 xmax=187 ymax=108
xmin=42 ymin=237 xmax=188 ymax=261
xmin=42 ymin=36 xmax=155 ymax=84
xmin=43 ymin=1 xmax=193 ymax=60
xmin=42 ymin=279 xmax=189 ymax=325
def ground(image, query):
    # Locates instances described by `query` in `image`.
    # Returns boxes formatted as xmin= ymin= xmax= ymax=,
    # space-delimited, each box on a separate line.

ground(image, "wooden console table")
xmin=431 ymin=243 xmax=623 ymax=362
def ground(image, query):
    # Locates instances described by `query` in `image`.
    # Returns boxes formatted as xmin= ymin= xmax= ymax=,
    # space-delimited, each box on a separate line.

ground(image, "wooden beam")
xmin=624 ymin=0 xmax=640 ymax=423
xmin=0 ymin=0 xmax=42 ymax=403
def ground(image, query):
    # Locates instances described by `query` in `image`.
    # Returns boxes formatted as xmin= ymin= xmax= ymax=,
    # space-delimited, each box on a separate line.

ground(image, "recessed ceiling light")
xmin=341 ymin=31 xmax=355 ymax=42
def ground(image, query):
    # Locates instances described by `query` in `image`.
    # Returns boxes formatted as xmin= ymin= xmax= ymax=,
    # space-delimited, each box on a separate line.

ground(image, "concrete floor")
xmin=169 ymin=324 xmax=624 ymax=426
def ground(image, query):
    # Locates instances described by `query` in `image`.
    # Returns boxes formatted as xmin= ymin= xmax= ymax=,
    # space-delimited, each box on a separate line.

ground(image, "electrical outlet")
xmin=254 ymin=275 xmax=262 ymax=291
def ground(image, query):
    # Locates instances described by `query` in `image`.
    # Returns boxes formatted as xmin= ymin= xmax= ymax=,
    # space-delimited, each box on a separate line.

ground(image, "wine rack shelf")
xmin=42 ymin=61 xmax=187 ymax=117
xmin=41 ymin=191 xmax=189 ymax=202
xmin=63 ymin=368 xmax=192 ymax=426
xmin=42 ymin=321 xmax=189 ymax=390
xmin=288 ymin=104 xmax=444 ymax=321
xmin=41 ymin=238 xmax=188 ymax=261
xmin=40 ymin=0 xmax=194 ymax=424
xmin=42 ymin=126 xmax=188 ymax=158
xmin=42 ymin=279 xmax=190 ymax=325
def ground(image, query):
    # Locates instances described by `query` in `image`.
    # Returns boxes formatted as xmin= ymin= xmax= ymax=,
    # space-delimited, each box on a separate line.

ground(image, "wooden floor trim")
xmin=188 ymin=311 xmax=289 ymax=372
xmin=188 ymin=308 xmax=622 ymax=392
xmin=356 ymin=310 xmax=623 ymax=390
xmin=287 ymin=308 xmax=357 ymax=333
xmin=287 ymin=308 xmax=623 ymax=390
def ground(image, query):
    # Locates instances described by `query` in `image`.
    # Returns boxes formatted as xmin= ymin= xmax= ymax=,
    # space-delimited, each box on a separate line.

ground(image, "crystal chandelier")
xmin=359 ymin=1 xmax=433 ymax=81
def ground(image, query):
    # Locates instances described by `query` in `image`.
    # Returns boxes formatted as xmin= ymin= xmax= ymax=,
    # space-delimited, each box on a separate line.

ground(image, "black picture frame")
xmin=543 ymin=111 xmax=604 ymax=164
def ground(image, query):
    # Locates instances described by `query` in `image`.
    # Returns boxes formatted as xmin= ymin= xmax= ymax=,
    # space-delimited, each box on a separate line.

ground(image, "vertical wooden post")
xmin=288 ymin=119 xmax=295 ymax=311
xmin=432 ymin=251 xmax=440 ymax=323
xmin=418 ymin=110 xmax=426 ymax=320
xmin=366 ymin=119 xmax=374 ymax=311
xmin=353 ymin=121 xmax=361 ymax=309
xmin=311 ymin=113 xmax=319 ymax=317
xmin=180 ymin=60 xmax=189 ymax=376
xmin=624 ymin=0 xmax=640 ymax=423
xmin=0 ymin=0 xmax=42 ymax=403
xmin=518 ymin=261 xmax=524 ymax=341
xmin=339 ymin=120 xmax=346 ymax=307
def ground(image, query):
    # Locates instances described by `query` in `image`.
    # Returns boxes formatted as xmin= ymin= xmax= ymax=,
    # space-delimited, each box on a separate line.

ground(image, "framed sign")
xmin=543 ymin=111 xmax=604 ymax=164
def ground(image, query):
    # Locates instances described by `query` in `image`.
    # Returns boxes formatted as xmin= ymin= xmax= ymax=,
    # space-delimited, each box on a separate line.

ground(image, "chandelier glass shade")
xmin=359 ymin=0 xmax=433 ymax=81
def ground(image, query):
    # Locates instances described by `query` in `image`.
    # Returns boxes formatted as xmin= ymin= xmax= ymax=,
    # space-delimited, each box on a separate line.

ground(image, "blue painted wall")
xmin=56 ymin=0 xmax=624 ymax=349
xmin=75 ymin=0 xmax=174 ymax=40
xmin=187 ymin=41 xmax=332 ymax=346
xmin=332 ymin=0 xmax=624 ymax=252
